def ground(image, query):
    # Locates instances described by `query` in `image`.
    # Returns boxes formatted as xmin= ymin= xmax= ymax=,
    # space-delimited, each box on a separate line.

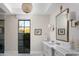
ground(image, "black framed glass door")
xmin=0 ymin=20 xmax=4 ymax=53
xmin=18 ymin=20 xmax=30 ymax=53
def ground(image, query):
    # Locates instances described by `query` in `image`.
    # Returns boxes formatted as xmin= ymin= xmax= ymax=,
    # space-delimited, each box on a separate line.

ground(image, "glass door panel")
xmin=18 ymin=20 xmax=30 ymax=53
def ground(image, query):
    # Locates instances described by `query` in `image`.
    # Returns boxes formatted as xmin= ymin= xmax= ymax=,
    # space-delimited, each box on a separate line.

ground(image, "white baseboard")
xmin=4 ymin=51 xmax=18 ymax=56
xmin=0 ymin=51 xmax=43 ymax=56
xmin=30 ymin=51 xmax=43 ymax=56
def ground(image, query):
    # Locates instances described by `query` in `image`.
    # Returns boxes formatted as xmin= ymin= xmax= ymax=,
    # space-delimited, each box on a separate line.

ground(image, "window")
xmin=19 ymin=21 xmax=30 ymax=33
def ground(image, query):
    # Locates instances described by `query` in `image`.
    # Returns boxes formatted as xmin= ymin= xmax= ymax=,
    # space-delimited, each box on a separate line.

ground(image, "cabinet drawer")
xmin=43 ymin=43 xmax=54 ymax=56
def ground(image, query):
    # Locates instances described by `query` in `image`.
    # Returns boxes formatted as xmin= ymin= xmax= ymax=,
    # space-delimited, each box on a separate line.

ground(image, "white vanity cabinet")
xmin=42 ymin=41 xmax=54 ymax=56
xmin=55 ymin=50 xmax=64 ymax=56
xmin=42 ymin=41 xmax=79 ymax=56
xmin=42 ymin=41 xmax=67 ymax=56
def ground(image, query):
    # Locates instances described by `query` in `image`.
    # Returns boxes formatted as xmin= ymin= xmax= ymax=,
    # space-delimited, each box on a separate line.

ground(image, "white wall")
xmin=31 ymin=15 xmax=50 ymax=54
xmin=5 ymin=15 xmax=18 ymax=55
xmin=4 ymin=14 xmax=50 ymax=55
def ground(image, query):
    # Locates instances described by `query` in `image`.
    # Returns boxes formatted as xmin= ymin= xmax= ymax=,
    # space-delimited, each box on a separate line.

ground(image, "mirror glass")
xmin=56 ymin=9 xmax=69 ymax=42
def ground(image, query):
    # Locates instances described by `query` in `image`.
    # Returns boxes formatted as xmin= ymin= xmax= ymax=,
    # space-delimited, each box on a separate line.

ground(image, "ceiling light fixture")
xmin=22 ymin=3 xmax=32 ymax=13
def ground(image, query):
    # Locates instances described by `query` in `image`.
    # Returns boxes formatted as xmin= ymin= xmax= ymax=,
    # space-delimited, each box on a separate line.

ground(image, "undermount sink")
xmin=48 ymin=41 xmax=54 ymax=43
xmin=55 ymin=42 xmax=61 ymax=45
xmin=48 ymin=41 xmax=54 ymax=44
xmin=47 ymin=41 xmax=61 ymax=45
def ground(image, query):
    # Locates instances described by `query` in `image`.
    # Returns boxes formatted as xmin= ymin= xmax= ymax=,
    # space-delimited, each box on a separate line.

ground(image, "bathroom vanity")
xmin=42 ymin=41 xmax=79 ymax=56
xmin=42 ymin=5 xmax=79 ymax=56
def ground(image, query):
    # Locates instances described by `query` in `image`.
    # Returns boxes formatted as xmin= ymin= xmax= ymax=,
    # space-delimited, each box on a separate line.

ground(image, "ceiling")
xmin=1 ymin=3 xmax=79 ymax=15
xmin=2 ymin=3 xmax=57 ymax=15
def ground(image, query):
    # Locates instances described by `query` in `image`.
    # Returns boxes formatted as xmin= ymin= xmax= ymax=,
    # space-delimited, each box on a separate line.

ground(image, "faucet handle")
xmin=52 ymin=41 xmax=54 ymax=42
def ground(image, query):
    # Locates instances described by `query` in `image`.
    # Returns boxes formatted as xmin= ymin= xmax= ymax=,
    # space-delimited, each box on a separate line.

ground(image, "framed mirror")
xmin=56 ymin=8 xmax=69 ymax=42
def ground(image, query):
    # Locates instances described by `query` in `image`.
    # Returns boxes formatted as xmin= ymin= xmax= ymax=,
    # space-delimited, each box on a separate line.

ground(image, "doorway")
xmin=0 ymin=20 xmax=4 ymax=53
xmin=18 ymin=20 xmax=30 ymax=53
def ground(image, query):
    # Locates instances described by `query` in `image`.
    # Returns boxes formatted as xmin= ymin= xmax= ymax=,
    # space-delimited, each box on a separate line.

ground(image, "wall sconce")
xmin=48 ymin=24 xmax=54 ymax=31
xmin=60 ymin=5 xmax=69 ymax=13
xmin=75 ymin=21 xmax=79 ymax=26
xmin=60 ymin=5 xmax=63 ymax=12
xmin=70 ymin=11 xmax=76 ymax=27
xmin=71 ymin=19 xmax=76 ymax=27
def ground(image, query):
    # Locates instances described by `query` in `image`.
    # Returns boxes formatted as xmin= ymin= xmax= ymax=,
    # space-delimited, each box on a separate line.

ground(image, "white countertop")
xmin=42 ymin=40 xmax=79 ymax=55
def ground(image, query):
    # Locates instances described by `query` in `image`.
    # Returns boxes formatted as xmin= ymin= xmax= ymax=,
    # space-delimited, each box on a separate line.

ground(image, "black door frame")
xmin=18 ymin=20 xmax=31 ymax=53
xmin=0 ymin=20 xmax=5 ymax=53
